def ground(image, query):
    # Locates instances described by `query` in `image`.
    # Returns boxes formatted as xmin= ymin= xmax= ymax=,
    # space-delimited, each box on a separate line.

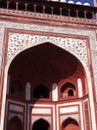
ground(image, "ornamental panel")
xmin=7 ymin=32 xmax=88 ymax=70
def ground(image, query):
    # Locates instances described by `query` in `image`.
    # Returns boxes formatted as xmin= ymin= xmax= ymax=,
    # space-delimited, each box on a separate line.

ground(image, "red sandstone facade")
xmin=0 ymin=0 xmax=97 ymax=130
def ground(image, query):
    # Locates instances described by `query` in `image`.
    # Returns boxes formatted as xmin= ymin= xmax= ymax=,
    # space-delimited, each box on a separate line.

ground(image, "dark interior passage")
xmin=32 ymin=119 xmax=50 ymax=130
xmin=33 ymin=84 xmax=49 ymax=98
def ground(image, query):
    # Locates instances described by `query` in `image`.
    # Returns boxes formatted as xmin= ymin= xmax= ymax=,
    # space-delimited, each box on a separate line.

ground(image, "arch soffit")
xmin=6 ymin=33 xmax=88 ymax=73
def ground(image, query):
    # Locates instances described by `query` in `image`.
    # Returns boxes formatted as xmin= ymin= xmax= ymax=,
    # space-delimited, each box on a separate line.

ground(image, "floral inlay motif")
xmin=7 ymin=32 xmax=88 ymax=70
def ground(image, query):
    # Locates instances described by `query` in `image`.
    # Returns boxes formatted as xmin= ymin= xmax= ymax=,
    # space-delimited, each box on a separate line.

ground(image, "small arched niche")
xmin=62 ymin=118 xmax=79 ymax=130
xmin=33 ymin=84 xmax=50 ymax=98
xmin=60 ymin=82 xmax=76 ymax=99
xmin=32 ymin=118 xmax=50 ymax=130
xmin=7 ymin=116 xmax=23 ymax=130
xmin=9 ymin=80 xmax=23 ymax=97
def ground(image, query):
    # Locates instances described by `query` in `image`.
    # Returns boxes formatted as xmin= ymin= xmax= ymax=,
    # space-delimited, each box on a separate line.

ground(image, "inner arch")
xmin=8 ymin=42 xmax=85 ymax=98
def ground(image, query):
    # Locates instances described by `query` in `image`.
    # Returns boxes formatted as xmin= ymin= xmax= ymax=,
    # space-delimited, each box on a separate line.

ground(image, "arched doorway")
xmin=7 ymin=116 xmax=23 ymax=130
xmin=62 ymin=118 xmax=79 ymax=130
xmin=4 ymin=42 xmax=86 ymax=130
xmin=32 ymin=119 xmax=50 ymax=130
xmin=7 ymin=42 xmax=85 ymax=99
xmin=60 ymin=82 xmax=76 ymax=98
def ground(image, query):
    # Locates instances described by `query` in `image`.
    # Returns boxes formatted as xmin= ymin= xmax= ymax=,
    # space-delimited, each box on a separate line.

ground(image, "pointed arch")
xmin=7 ymin=42 xmax=85 ymax=100
xmin=60 ymin=82 xmax=77 ymax=98
xmin=62 ymin=117 xmax=79 ymax=130
xmin=4 ymin=43 xmax=87 ymax=130
xmin=60 ymin=82 xmax=76 ymax=92
xmin=7 ymin=36 xmax=87 ymax=73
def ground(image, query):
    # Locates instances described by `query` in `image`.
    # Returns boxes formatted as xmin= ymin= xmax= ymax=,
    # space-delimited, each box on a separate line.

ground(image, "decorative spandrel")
xmin=7 ymin=32 xmax=88 ymax=70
